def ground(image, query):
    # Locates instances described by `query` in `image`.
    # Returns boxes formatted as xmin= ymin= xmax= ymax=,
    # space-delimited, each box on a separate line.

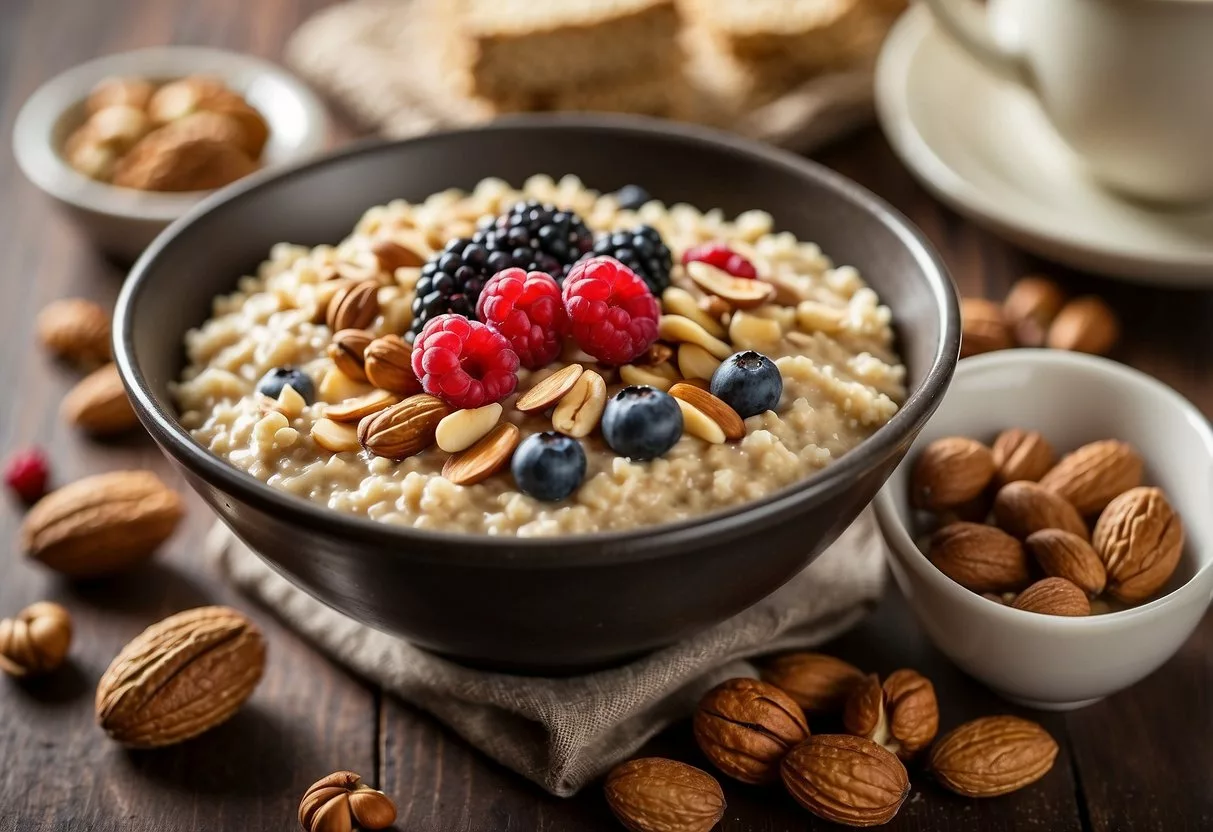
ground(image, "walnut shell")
xmin=843 ymin=670 xmax=939 ymax=760
xmin=910 ymin=437 xmax=997 ymax=511
xmin=604 ymin=758 xmax=725 ymax=832
xmin=1025 ymin=529 xmax=1107 ymax=597
xmin=760 ymin=652 xmax=864 ymax=713
xmin=96 ymin=606 xmax=265 ymax=748
xmin=298 ymin=770 xmax=397 ymax=832
xmin=781 ymin=734 xmax=910 ymax=826
xmin=1092 ymin=486 xmax=1184 ymax=603
xmin=929 ymin=716 xmax=1058 ymax=797
xmin=1039 ymin=440 xmax=1143 ymax=515
xmin=992 ymin=481 xmax=1088 ymax=541
xmin=991 ymin=428 xmax=1055 ymax=485
xmin=0 ymin=601 xmax=72 ymax=678
xmin=928 ymin=522 xmax=1030 ymax=593
xmin=693 ymin=677 xmax=809 ymax=784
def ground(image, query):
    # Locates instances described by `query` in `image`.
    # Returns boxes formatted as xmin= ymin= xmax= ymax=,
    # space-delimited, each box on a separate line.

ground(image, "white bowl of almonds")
xmin=875 ymin=349 xmax=1213 ymax=710
xmin=13 ymin=46 xmax=329 ymax=261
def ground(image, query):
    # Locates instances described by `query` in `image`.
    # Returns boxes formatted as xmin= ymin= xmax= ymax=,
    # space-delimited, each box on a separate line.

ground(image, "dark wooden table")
xmin=3 ymin=1 xmax=1211 ymax=830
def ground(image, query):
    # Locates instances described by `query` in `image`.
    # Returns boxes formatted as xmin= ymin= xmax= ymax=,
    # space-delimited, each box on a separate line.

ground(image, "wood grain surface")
xmin=1 ymin=0 xmax=1210 ymax=830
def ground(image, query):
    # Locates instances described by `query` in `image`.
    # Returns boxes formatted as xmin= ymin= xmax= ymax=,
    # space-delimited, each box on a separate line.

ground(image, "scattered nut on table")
xmin=0 ymin=601 xmax=72 ymax=678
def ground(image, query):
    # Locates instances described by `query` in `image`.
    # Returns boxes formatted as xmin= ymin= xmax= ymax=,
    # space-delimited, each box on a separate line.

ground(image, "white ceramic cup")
xmin=919 ymin=0 xmax=1213 ymax=205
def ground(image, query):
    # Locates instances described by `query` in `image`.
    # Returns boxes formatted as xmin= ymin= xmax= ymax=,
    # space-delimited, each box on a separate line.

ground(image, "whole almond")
xmin=363 ymin=335 xmax=421 ymax=396
xmin=669 ymin=382 xmax=745 ymax=440
xmin=113 ymin=133 xmax=257 ymax=192
xmin=1026 ymin=529 xmax=1107 ymax=596
xmin=1012 ymin=577 xmax=1091 ymax=616
xmin=1092 ymin=486 xmax=1184 ymax=603
xmin=358 ymin=394 xmax=450 ymax=460
xmin=1003 ymin=276 xmax=1066 ymax=347
xmin=843 ymin=669 xmax=939 ymax=760
xmin=21 ymin=471 xmax=183 ymax=577
xmin=328 ymin=328 xmax=374 ymax=382
xmin=992 ymin=481 xmax=1088 ymax=540
xmin=991 ymin=428 xmax=1055 ymax=485
xmin=693 ymin=678 xmax=809 ymax=784
xmin=442 ymin=423 xmax=521 ymax=486
xmin=371 ymin=238 xmax=425 ymax=273
xmin=910 ymin=437 xmax=996 ymax=511
xmin=604 ymin=758 xmax=726 ymax=832
xmin=960 ymin=298 xmax=1014 ymax=358
xmin=1047 ymin=296 xmax=1119 ymax=355
xmin=96 ymin=606 xmax=265 ymax=748
xmin=299 ymin=770 xmax=397 ymax=832
xmin=928 ymin=522 xmax=1029 ymax=593
xmin=61 ymin=363 xmax=140 ymax=435
xmin=930 ymin=716 xmax=1058 ymax=797
xmin=36 ymin=298 xmax=112 ymax=366
xmin=326 ymin=280 xmax=379 ymax=333
xmin=1039 ymin=440 xmax=1143 ymax=515
xmin=761 ymin=652 xmax=865 ymax=713
xmin=781 ymin=735 xmax=910 ymax=827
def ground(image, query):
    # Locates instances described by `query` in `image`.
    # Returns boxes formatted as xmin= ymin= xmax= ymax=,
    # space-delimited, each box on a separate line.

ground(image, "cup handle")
xmin=918 ymin=0 xmax=1028 ymax=83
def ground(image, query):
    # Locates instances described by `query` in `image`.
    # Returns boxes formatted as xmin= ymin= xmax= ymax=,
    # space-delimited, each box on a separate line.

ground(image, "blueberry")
xmin=512 ymin=432 xmax=587 ymax=502
xmin=601 ymin=385 xmax=683 ymax=460
xmin=710 ymin=351 xmax=782 ymax=418
xmin=615 ymin=184 xmax=652 ymax=211
xmin=256 ymin=366 xmax=315 ymax=404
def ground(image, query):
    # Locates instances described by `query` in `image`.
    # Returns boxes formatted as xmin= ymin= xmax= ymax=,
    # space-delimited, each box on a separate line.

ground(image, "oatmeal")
xmin=172 ymin=175 xmax=905 ymax=536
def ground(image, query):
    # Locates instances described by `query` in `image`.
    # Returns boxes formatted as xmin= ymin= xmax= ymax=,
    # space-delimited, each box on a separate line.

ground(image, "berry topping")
xmin=601 ymin=385 xmax=684 ymax=460
xmin=710 ymin=350 xmax=782 ymax=418
xmin=475 ymin=268 xmax=569 ymax=369
xmin=4 ymin=448 xmax=49 ymax=504
xmin=615 ymin=184 xmax=652 ymax=211
xmin=256 ymin=367 xmax=315 ymax=404
xmin=589 ymin=225 xmax=673 ymax=295
xmin=682 ymin=242 xmax=758 ymax=279
xmin=511 ymin=431 xmax=587 ymax=502
xmin=411 ymin=314 xmax=520 ymax=409
xmin=562 ymin=256 xmax=660 ymax=364
xmin=409 ymin=201 xmax=593 ymax=340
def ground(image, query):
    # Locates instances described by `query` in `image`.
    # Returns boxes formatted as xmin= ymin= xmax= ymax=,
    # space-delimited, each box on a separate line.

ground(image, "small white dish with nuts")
xmin=875 ymin=349 xmax=1213 ymax=710
xmin=13 ymin=46 xmax=329 ymax=261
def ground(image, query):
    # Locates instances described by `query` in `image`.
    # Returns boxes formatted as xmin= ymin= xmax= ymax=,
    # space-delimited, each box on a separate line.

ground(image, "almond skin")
xmin=1026 ymin=529 xmax=1107 ymax=597
xmin=911 ymin=437 xmax=997 ymax=511
xmin=991 ymin=428 xmax=1055 ymax=485
xmin=928 ymin=522 xmax=1030 ymax=593
xmin=992 ymin=481 xmax=1089 ymax=541
xmin=299 ymin=771 xmax=397 ymax=832
xmin=781 ymin=735 xmax=910 ymax=826
xmin=1012 ymin=577 xmax=1091 ymax=616
xmin=0 ymin=601 xmax=72 ymax=678
xmin=328 ymin=328 xmax=374 ymax=382
xmin=61 ymin=363 xmax=140 ymax=435
xmin=960 ymin=298 xmax=1013 ymax=358
xmin=358 ymin=394 xmax=449 ymax=460
xmin=1092 ymin=486 xmax=1184 ymax=603
xmin=363 ymin=334 xmax=421 ymax=396
xmin=326 ymin=280 xmax=380 ymax=333
xmin=1046 ymin=296 xmax=1119 ymax=355
xmin=760 ymin=652 xmax=865 ymax=713
xmin=604 ymin=758 xmax=725 ymax=832
xmin=1039 ymin=440 xmax=1143 ymax=515
xmin=843 ymin=669 xmax=939 ymax=760
xmin=1003 ymin=276 xmax=1065 ymax=347
xmin=930 ymin=716 xmax=1058 ymax=797
xmin=693 ymin=678 xmax=809 ymax=784
xmin=36 ymin=298 xmax=112 ymax=366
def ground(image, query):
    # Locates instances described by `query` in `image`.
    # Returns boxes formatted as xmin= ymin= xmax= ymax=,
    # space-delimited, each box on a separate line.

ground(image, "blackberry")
xmin=409 ymin=201 xmax=594 ymax=339
xmin=588 ymin=225 xmax=673 ymax=296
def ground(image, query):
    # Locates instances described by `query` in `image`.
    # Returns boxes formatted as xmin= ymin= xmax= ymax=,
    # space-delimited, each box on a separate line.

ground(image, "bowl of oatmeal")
xmin=114 ymin=116 xmax=959 ymax=670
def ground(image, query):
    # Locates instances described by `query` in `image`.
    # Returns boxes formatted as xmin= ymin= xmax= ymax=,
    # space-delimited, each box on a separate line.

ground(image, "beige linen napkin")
xmin=210 ymin=511 xmax=886 ymax=796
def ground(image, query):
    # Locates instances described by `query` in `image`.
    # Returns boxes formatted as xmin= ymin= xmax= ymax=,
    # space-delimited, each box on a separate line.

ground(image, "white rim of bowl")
xmin=875 ymin=349 xmax=1213 ymax=629
xmin=12 ymin=46 xmax=329 ymax=223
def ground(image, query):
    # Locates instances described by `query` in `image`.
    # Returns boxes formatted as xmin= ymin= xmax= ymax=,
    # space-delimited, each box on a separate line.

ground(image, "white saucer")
xmin=875 ymin=6 xmax=1213 ymax=286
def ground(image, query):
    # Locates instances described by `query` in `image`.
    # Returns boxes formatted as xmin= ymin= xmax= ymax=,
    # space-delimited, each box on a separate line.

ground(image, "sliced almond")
xmin=442 ymin=423 xmax=521 ymax=486
xmin=552 ymin=369 xmax=607 ymax=438
xmin=658 ymin=315 xmax=734 ymax=360
xmin=436 ymin=403 xmax=502 ymax=453
xmin=318 ymin=366 xmax=375 ymax=404
xmin=729 ymin=311 xmax=783 ymax=352
xmin=325 ymin=390 xmax=401 ymax=423
xmin=516 ymin=364 xmax=584 ymax=413
xmin=311 ymin=419 xmax=360 ymax=453
xmin=686 ymin=260 xmax=775 ymax=309
xmin=669 ymin=382 xmax=745 ymax=440
xmin=620 ymin=364 xmax=675 ymax=391
xmin=661 ymin=287 xmax=727 ymax=339
xmin=676 ymin=398 xmax=726 ymax=444
xmin=678 ymin=343 xmax=722 ymax=381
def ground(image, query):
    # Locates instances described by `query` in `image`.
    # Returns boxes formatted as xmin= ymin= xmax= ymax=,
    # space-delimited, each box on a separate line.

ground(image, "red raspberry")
xmin=410 ymin=314 xmax=520 ymax=409
xmin=5 ymin=448 xmax=49 ymax=504
xmin=682 ymin=242 xmax=758 ymax=279
xmin=562 ymin=256 xmax=660 ymax=364
xmin=475 ymin=268 xmax=568 ymax=369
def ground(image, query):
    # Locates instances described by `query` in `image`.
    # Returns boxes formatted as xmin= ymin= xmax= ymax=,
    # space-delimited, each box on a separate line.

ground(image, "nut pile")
xmin=64 ymin=75 xmax=268 ymax=191
xmin=912 ymin=430 xmax=1184 ymax=613
xmin=604 ymin=652 xmax=1058 ymax=830
xmin=962 ymin=275 xmax=1120 ymax=359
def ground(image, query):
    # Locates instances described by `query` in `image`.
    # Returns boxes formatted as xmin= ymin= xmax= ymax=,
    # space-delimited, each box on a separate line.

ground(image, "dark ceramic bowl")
xmin=114 ymin=115 xmax=959 ymax=673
